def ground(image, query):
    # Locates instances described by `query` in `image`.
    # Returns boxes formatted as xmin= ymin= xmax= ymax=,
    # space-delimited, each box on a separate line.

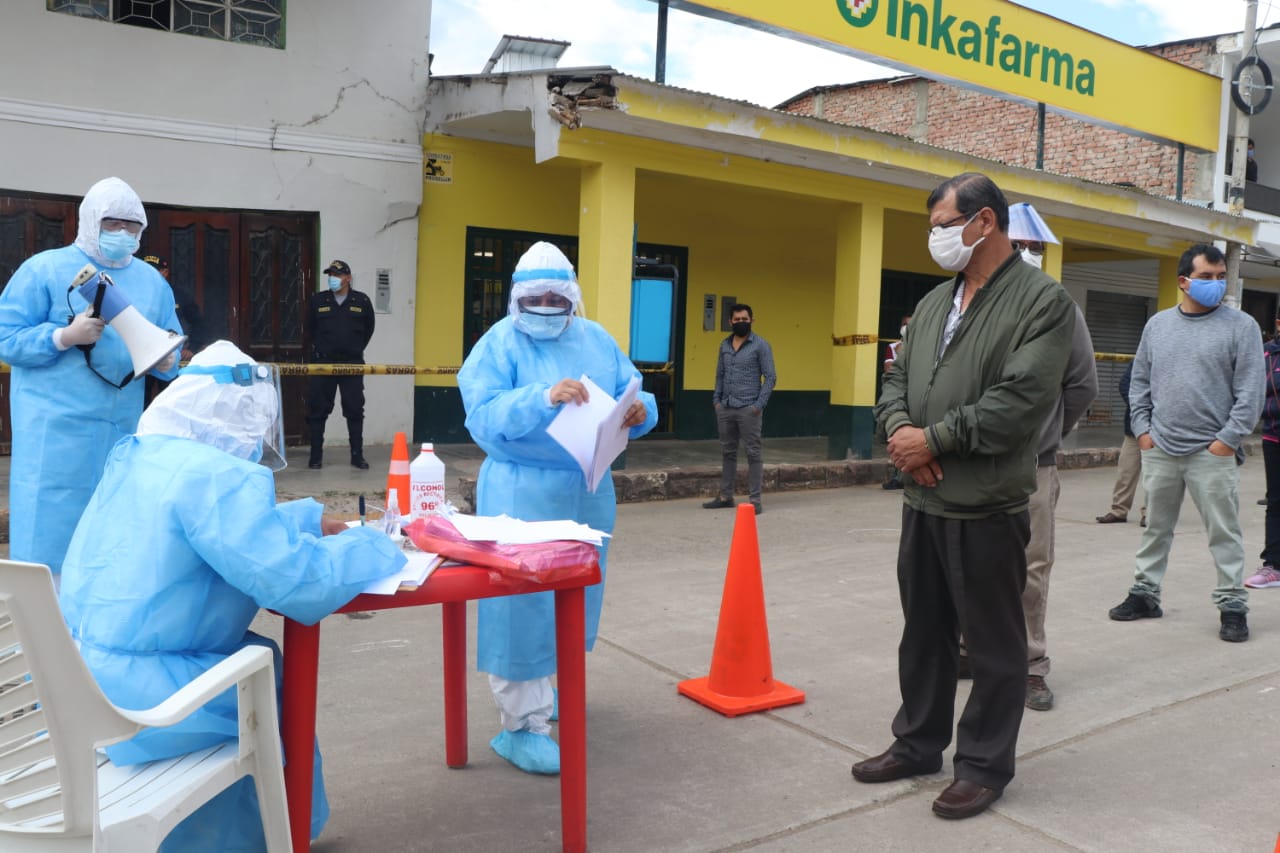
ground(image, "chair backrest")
xmin=0 ymin=560 xmax=141 ymax=837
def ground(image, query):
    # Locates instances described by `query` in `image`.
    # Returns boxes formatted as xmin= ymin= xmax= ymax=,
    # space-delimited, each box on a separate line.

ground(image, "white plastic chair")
xmin=0 ymin=559 xmax=292 ymax=851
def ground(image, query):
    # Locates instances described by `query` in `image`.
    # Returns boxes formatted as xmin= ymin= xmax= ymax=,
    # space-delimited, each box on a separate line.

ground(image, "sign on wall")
xmin=651 ymin=0 xmax=1221 ymax=151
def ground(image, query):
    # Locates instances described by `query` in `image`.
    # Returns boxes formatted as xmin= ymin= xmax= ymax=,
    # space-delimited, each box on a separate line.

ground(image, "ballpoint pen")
xmin=359 ymin=495 xmax=366 ymax=527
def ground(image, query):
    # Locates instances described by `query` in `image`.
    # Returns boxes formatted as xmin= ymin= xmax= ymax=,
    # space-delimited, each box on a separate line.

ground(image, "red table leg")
xmin=554 ymin=587 xmax=587 ymax=853
xmin=442 ymin=599 xmax=468 ymax=768
xmin=281 ymin=619 xmax=321 ymax=853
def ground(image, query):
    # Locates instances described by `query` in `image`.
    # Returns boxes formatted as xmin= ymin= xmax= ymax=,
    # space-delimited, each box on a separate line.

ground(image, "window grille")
xmin=48 ymin=0 xmax=285 ymax=49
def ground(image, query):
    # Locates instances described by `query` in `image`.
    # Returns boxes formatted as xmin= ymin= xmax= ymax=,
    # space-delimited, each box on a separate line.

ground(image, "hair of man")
xmin=926 ymin=172 xmax=1010 ymax=232
xmin=1177 ymin=243 xmax=1226 ymax=278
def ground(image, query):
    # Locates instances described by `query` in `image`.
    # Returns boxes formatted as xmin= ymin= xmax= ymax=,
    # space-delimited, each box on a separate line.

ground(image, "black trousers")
xmin=1263 ymin=440 xmax=1280 ymax=566
xmin=889 ymin=505 xmax=1030 ymax=790
xmin=306 ymin=374 xmax=365 ymax=430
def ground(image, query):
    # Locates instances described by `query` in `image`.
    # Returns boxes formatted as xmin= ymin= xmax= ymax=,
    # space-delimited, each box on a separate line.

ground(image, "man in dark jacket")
xmin=854 ymin=173 xmax=1075 ymax=820
xmin=306 ymin=259 xmax=376 ymax=469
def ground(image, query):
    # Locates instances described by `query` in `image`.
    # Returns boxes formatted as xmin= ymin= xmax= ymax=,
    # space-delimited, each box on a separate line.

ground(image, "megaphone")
xmin=74 ymin=270 xmax=187 ymax=383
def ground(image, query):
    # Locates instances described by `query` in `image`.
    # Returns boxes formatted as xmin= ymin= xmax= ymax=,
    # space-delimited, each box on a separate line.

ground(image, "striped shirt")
xmin=713 ymin=333 xmax=777 ymax=409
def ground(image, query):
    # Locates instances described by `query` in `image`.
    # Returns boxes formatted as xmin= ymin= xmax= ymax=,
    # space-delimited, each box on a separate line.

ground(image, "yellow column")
xmin=831 ymin=202 xmax=884 ymax=459
xmin=1157 ymin=256 xmax=1181 ymax=311
xmin=577 ymin=161 xmax=637 ymax=348
xmin=1042 ymin=243 xmax=1064 ymax=282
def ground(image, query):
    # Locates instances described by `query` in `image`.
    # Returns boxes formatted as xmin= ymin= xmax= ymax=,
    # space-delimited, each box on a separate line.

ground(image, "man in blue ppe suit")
xmin=458 ymin=241 xmax=658 ymax=775
xmin=0 ymin=176 xmax=181 ymax=576
xmin=60 ymin=340 xmax=407 ymax=851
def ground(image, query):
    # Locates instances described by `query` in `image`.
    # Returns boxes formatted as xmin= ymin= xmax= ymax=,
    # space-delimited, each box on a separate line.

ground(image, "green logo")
xmin=835 ymin=0 xmax=1096 ymax=96
xmin=836 ymin=0 xmax=878 ymax=28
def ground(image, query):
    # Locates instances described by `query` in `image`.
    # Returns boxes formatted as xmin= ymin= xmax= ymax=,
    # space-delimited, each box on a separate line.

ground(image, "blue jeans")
xmin=1131 ymin=445 xmax=1248 ymax=613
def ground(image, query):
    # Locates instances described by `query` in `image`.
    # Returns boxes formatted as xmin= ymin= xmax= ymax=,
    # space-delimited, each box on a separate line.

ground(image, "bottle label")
xmin=411 ymin=481 xmax=447 ymax=516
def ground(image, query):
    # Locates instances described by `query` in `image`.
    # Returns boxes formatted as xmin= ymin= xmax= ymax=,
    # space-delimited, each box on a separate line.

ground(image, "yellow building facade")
xmin=415 ymin=71 xmax=1254 ymax=456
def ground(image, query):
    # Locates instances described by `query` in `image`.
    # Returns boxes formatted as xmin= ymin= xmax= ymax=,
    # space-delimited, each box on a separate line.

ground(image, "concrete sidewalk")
xmin=251 ymin=460 xmax=1278 ymax=852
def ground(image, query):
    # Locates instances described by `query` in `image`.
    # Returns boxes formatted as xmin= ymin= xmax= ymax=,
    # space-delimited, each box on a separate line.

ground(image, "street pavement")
xmin=246 ymin=451 xmax=1280 ymax=852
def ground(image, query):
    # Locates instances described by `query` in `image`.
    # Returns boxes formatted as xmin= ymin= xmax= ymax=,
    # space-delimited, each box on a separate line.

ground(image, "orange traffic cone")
xmin=678 ymin=503 xmax=805 ymax=716
xmin=386 ymin=431 xmax=410 ymax=511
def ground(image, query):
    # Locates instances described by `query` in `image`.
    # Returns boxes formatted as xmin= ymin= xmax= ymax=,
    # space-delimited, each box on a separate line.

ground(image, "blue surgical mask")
xmin=98 ymin=229 xmax=140 ymax=262
xmin=327 ymin=276 xmax=343 ymax=291
xmin=1186 ymin=278 xmax=1227 ymax=308
xmin=516 ymin=305 xmax=571 ymax=340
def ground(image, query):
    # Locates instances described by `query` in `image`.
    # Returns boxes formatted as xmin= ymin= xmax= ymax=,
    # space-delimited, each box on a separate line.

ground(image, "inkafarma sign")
xmin=648 ymin=0 xmax=1221 ymax=151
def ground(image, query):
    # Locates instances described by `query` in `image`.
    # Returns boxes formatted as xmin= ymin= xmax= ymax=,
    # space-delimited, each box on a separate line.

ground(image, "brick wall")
xmin=780 ymin=40 xmax=1220 ymax=199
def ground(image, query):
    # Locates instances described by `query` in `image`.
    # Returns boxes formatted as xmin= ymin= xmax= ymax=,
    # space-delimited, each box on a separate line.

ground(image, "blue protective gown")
xmin=0 ymin=244 xmax=180 ymax=573
xmin=60 ymin=434 xmax=406 ymax=851
xmin=457 ymin=315 xmax=658 ymax=681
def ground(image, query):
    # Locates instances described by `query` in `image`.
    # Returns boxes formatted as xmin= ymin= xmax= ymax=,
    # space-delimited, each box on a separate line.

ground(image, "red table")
xmin=277 ymin=562 xmax=601 ymax=853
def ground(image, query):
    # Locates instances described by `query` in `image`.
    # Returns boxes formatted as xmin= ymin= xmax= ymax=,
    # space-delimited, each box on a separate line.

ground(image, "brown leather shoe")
xmin=1095 ymin=512 xmax=1126 ymax=524
xmin=851 ymin=748 xmax=941 ymax=783
xmin=932 ymin=778 xmax=1003 ymax=819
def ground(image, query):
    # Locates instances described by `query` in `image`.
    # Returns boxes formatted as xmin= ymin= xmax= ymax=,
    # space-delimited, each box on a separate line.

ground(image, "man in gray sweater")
xmin=1108 ymin=243 xmax=1265 ymax=641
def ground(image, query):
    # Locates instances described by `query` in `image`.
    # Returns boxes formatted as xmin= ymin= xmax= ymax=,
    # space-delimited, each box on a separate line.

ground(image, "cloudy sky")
xmin=429 ymin=0 xmax=1271 ymax=107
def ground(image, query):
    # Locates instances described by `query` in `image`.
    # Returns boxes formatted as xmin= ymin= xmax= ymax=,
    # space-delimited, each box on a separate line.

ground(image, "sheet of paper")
xmin=545 ymin=374 xmax=616 ymax=483
xmin=445 ymin=512 xmax=608 ymax=545
xmin=588 ymin=375 xmax=641 ymax=493
xmin=545 ymin=374 xmax=641 ymax=493
xmin=362 ymin=549 xmax=443 ymax=596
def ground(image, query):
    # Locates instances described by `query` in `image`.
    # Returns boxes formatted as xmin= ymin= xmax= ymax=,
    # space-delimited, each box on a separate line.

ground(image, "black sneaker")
xmin=1108 ymin=593 xmax=1162 ymax=621
xmin=1220 ymin=611 xmax=1249 ymax=642
xmin=702 ymin=496 xmax=735 ymax=509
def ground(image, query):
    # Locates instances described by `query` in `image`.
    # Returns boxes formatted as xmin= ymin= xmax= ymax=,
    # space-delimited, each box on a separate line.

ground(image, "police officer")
xmin=306 ymin=259 xmax=375 ymax=469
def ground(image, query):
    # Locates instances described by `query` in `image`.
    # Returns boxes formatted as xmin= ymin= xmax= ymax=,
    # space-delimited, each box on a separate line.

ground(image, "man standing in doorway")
xmin=857 ymin=173 xmax=1075 ymax=820
xmin=704 ymin=303 xmax=776 ymax=515
xmin=306 ymin=259 xmax=376 ymax=470
xmin=1107 ymin=243 xmax=1264 ymax=642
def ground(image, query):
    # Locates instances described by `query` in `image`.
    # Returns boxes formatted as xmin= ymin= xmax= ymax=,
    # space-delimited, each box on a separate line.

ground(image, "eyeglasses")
xmin=1012 ymin=241 xmax=1045 ymax=256
xmin=517 ymin=294 xmax=573 ymax=313
xmin=928 ymin=211 xmax=979 ymax=237
xmin=101 ymin=218 xmax=143 ymax=235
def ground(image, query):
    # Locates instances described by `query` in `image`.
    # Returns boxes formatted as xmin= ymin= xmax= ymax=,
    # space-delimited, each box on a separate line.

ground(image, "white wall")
xmin=0 ymin=2 xmax=431 ymax=445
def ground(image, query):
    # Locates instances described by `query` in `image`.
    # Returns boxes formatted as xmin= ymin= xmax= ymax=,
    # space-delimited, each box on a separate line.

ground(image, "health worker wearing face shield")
xmin=59 ymin=340 xmax=407 ymax=851
xmin=1107 ymin=243 xmax=1264 ymax=644
xmin=0 ymin=176 xmax=182 ymax=575
xmin=457 ymin=241 xmax=658 ymax=776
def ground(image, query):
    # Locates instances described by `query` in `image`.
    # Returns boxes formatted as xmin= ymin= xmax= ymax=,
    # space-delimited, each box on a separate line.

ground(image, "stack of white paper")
xmin=545 ymin=374 xmax=641 ymax=493
xmin=362 ymin=549 xmax=444 ymax=596
xmin=446 ymin=512 xmax=609 ymax=546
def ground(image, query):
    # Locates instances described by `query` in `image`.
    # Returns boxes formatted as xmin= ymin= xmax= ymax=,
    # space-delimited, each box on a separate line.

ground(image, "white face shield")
xmin=137 ymin=340 xmax=286 ymax=471
xmin=507 ymin=241 xmax=584 ymax=320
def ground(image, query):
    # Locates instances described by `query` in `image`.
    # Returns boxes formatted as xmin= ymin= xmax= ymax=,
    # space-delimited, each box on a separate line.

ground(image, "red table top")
xmin=332 ymin=562 xmax=603 ymax=615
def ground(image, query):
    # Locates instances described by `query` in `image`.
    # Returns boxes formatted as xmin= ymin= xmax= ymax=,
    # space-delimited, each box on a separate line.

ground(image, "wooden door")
xmin=239 ymin=214 xmax=314 ymax=444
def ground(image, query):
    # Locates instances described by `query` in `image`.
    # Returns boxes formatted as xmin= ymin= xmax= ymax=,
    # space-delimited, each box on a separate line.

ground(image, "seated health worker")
xmin=59 ymin=339 xmax=406 ymax=852
xmin=457 ymin=241 xmax=658 ymax=775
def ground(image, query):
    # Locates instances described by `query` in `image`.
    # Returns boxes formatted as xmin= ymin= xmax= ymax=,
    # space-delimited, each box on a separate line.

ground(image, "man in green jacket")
xmin=852 ymin=173 xmax=1076 ymax=820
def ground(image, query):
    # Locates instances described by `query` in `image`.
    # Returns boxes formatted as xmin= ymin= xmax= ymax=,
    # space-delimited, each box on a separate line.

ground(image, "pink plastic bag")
xmin=403 ymin=515 xmax=600 ymax=584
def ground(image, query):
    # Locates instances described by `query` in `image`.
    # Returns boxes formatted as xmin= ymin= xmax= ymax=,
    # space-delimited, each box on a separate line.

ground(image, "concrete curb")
xmin=455 ymin=444 xmax=1143 ymax=509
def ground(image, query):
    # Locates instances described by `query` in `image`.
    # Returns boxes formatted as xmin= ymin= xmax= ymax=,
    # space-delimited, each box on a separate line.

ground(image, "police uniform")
xmin=306 ymin=260 xmax=375 ymax=468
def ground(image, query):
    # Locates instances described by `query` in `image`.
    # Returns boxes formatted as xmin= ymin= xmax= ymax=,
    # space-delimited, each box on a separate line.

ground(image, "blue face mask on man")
xmin=98 ymin=229 xmax=140 ymax=262
xmin=327 ymin=276 xmax=343 ymax=291
xmin=1185 ymin=277 xmax=1227 ymax=308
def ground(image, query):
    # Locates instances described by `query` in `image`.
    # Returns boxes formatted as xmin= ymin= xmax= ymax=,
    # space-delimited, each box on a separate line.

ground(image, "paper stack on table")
xmin=446 ymin=512 xmax=609 ymax=546
xmin=545 ymin=374 xmax=641 ymax=493
xmin=362 ymin=549 xmax=445 ymax=596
